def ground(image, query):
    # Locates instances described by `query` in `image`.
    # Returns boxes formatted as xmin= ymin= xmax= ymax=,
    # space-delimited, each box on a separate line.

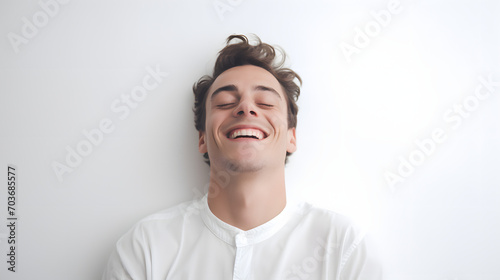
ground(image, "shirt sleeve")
xmin=101 ymin=224 xmax=150 ymax=280
xmin=338 ymin=229 xmax=384 ymax=280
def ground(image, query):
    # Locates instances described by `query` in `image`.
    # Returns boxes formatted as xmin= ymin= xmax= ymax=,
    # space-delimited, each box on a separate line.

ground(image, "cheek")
xmin=205 ymin=111 xmax=226 ymax=135
xmin=270 ymin=110 xmax=289 ymax=129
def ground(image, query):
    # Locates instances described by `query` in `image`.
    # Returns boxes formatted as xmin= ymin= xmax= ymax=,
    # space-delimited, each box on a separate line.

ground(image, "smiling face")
xmin=199 ymin=65 xmax=297 ymax=173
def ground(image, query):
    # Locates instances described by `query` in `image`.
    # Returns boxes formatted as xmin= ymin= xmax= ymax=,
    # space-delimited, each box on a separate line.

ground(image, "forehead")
xmin=208 ymin=65 xmax=283 ymax=97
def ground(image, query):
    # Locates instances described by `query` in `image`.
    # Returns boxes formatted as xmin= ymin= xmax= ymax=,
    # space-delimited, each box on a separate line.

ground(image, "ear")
xmin=198 ymin=131 xmax=208 ymax=154
xmin=286 ymin=127 xmax=297 ymax=153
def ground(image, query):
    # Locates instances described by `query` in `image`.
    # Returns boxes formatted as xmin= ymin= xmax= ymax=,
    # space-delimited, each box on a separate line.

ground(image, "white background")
xmin=1 ymin=0 xmax=499 ymax=279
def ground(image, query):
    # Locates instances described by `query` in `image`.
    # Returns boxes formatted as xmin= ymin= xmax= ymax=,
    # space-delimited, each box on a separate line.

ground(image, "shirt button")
xmin=235 ymin=233 xmax=247 ymax=245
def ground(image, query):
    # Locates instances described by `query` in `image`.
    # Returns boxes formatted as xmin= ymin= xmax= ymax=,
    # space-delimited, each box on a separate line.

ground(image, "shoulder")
xmin=291 ymin=201 xmax=361 ymax=234
xmin=290 ymin=201 xmax=369 ymax=257
xmin=117 ymin=197 xmax=204 ymax=244
xmin=293 ymin=202 xmax=383 ymax=277
xmin=103 ymin=199 xmax=205 ymax=280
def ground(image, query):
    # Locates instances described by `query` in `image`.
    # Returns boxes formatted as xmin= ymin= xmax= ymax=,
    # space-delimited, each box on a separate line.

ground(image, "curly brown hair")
xmin=193 ymin=34 xmax=302 ymax=164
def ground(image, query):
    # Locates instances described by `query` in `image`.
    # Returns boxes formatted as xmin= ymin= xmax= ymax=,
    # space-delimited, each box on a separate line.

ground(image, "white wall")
xmin=1 ymin=0 xmax=499 ymax=279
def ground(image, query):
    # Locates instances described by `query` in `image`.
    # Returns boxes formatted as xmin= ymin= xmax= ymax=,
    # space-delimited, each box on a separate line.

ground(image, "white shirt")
xmin=102 ymin=194 xmax=383 ymax=280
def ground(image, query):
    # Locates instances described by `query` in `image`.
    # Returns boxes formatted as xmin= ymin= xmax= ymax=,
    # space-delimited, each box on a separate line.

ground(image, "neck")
xmin=207 ymin=165 xmax=287 ymax=231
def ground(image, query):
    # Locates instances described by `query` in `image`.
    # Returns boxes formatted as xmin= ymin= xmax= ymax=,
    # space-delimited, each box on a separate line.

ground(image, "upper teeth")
xmin=230 ymin=129 xmax=264 ymax=140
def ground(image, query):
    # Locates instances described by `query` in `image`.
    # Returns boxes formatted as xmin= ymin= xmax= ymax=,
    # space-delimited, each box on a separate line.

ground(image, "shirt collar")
xmin=200 ymin=194 xmax=293 ymax=247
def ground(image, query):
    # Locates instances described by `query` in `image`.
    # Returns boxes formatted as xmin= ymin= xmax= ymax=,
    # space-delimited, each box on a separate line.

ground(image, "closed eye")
xmin=216 ymin=103 xmax=235 ymax=108
xmin=258 ymin=103 xmax=274 ymax=108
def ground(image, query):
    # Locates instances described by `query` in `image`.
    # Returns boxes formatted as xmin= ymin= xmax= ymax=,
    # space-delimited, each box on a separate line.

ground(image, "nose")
xmin=233 ymin=99 xmax=257 ymax=117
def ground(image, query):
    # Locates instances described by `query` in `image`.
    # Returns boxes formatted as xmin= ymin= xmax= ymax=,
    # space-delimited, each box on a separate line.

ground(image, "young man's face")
xmin=199 ymin=65 xmax=297 ymax=173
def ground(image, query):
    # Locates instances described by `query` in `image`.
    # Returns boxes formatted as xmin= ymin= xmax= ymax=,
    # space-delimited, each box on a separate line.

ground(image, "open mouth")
xmin=227 ymin=128 xmax=267 ymax=140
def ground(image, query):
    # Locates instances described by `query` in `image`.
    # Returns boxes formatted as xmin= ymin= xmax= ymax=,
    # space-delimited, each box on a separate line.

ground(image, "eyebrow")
xmin=211 ymin=85 xmax=237 ymax=99
xmin=210 ymin=84 xmax=282 ymax=100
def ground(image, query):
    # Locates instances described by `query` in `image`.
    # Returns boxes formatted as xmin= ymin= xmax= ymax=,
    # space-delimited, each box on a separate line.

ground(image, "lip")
xmin=225 ymin=125 xmax=269 ymax=140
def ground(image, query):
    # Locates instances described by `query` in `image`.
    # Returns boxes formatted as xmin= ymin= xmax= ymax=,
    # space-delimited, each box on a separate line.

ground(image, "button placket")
xmin=233 ymin=233 xmax=253 ymax=280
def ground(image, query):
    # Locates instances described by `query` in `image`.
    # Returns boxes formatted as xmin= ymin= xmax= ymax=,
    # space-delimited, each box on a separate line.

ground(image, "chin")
xmin=223 ymin=158 xmax=265 ymax=173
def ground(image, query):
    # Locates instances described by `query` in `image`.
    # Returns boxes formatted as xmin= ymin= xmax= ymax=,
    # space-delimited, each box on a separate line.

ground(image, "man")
xmin=102 ymin=34 xmax=383 ymax=279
